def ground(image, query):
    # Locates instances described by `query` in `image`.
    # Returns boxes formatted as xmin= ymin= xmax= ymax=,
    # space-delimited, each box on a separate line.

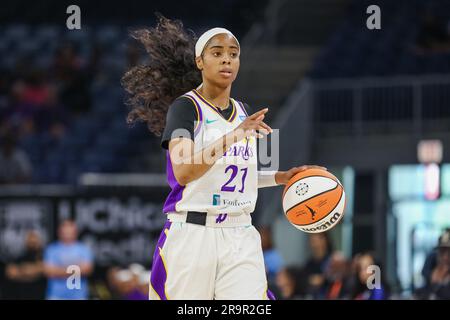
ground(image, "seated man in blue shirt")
xmin=44 ymin=219 xmax=94 ymax=299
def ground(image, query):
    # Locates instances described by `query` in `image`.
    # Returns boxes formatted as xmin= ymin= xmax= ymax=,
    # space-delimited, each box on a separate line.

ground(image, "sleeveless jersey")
xmin=163 ymin=89 xmax=258 ymax=216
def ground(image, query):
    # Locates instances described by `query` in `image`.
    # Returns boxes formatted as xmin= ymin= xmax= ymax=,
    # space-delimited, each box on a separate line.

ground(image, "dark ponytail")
xmin=121 ymin=14 xmax=202 ymax=136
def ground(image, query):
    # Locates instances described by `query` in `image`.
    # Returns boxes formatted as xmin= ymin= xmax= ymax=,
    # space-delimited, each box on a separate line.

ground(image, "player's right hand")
xmin=235 ymin=108 xmax=273 ymax=139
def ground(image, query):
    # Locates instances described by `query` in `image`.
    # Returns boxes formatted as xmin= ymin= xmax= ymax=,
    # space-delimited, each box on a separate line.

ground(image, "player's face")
xmin=197 ymin=34 xmax=240 ymax=88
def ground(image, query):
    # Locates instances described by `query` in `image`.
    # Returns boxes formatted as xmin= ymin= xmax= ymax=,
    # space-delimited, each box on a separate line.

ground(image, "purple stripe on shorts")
xmin=163 ymin=151 xmax=185 ymax=213
xmin=267 ymin=289 xmax=276 ymax=300
xmin=150 ymin=220 xmax=172 ymax=300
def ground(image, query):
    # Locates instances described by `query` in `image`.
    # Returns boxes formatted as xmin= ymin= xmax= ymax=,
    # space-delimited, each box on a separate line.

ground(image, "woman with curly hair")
xmin=122 ymin=15 xmax=323 ymax=300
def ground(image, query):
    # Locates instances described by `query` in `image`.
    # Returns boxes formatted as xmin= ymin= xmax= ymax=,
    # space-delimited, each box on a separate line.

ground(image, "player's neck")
xmin=198 ymin=83 xmax=231 ymax=110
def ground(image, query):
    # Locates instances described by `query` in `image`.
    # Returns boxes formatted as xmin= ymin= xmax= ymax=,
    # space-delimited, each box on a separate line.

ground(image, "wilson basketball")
xmin=282 ymin=169 xmax=346 ymax=233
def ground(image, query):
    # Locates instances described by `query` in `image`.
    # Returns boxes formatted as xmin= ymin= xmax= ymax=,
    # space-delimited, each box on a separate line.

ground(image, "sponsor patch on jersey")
xmin=239 ymin=115 xmax=247 ymax=121
xmin=212 ymin=194 xmax=221 ymax=206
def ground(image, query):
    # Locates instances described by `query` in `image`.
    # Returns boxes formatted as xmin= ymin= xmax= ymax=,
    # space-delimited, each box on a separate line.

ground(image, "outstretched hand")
xmin=235 ymin=108 xmax=272 ymax=139
xmin=275 ymin=165 xmax=327 ymax=185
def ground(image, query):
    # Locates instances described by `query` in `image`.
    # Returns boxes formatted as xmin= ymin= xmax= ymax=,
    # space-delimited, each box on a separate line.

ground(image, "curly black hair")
xmin=121 ymin=14 xmax=202 ymax=136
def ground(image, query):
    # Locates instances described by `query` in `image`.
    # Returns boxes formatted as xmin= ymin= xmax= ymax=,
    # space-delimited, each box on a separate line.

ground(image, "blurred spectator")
xmin=35 ymin=85 xmax=69 ymax=139
xmin=22 ymin=69 xmax=51 ymax=107
xmin=6 ymin=68 xmax=50 ymax=134
xmin=415 ymin=229 xmax=450 ymax=300
xmin=350 ymin=252 xmax=389 ymax=300
xmin=18 ymin=68 xmax=68 ymax=138
xmin=259 ymin=226 xmax=284 ymax=284
xmin=126 ymin=264 xmax=148 ymax=300
xmin=43 ymin=219 xmax=94 ymax=300
xmin=115 ymin=269 xmax=138 ymax=299
xmin=323 ymin=252 xmax=351 ymax=300
xmin=138 ymin=270 xmax=151 ymax=299
xmin=103 ymin=264 xmax=151 ymax=300
xmin=302 ymin=233 xmax=334 ymax=298
xmin=53 ymin=43 xmax=84 ymax=74
xmin=0 ymin=68 xmax=12 ymax=115
xmin=4 ymin=230 xmax=46 ymax=299
xmin=0 ymin=131 xmax=32 ymax=184
xmin=275 ymin=266 xmax=308 ymax=300
xmin=421 ymin=248 xmax=438 ymax=288
xmin=416 ymin=11 xmax=450 ymax=53
xmin=8 ymin=80 xmax=37 ymax=136
xmin=103 ymin=267 xmax=123 ymax=299
xmin=52 ymin=43 xmax=91 ymax=115
xmin=421 ymin=228 xmax=450 ymax=287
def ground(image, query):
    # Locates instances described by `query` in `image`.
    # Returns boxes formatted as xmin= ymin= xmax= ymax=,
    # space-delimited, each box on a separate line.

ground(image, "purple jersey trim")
xmin=192 ymin=89 xmax=237 ymax=122
xmin=228 ymin=99 xmax=237 ymax=122
xmin=163 ymin=151 xmax=185 ymax=213
xmin=237 ymin=101 xmax=249 ymax=116
xmin=183 ymin=94 xmax=203 ymax=138
xmin=150 ymin=220 xmax=172 ymax=300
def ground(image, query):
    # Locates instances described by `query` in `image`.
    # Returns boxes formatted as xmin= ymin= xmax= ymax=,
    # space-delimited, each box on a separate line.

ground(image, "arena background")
xmin=0 ymin=0 xmax=449 ymax=300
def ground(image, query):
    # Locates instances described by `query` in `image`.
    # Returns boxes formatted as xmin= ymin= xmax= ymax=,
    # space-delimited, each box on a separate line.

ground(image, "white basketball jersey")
xmin=163 ymin=89 xmax=258 ymax=216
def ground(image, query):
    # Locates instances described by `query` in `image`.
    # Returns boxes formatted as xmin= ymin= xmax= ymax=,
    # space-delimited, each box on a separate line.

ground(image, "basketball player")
xmin=122 ymin=15 xmax=325 ymax=300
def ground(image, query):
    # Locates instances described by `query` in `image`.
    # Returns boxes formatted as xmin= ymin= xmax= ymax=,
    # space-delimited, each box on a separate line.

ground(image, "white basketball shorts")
xmin=149 ymin=216 xmax=274 ymax=300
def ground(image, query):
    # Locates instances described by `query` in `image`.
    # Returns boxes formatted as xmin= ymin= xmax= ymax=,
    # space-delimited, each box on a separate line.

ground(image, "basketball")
xmin=282 ymin=169 xmax=346 ymax=233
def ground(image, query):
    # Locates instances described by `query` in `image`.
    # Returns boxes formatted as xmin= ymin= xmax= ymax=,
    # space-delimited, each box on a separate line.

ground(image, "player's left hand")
xmin=275 ymin=165 xmax=327 ymax=185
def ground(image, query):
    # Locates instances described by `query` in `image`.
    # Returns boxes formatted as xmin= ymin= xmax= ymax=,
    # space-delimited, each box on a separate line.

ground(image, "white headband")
xmin=195 ymin=27 xmax=240 ymax=58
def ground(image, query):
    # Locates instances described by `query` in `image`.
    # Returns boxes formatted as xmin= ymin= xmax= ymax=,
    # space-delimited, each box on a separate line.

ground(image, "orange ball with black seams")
xmin=282 ymin=168 xmax=346 ymax=233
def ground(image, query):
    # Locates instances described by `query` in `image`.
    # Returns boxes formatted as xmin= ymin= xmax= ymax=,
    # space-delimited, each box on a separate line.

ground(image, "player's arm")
xmin=264 ymin=165 xmax=327 ymax=186
xmin=239 ymin=102 xmax=324 ymax=188
xmin=170 ymin=108 xmax=272 ymax=186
